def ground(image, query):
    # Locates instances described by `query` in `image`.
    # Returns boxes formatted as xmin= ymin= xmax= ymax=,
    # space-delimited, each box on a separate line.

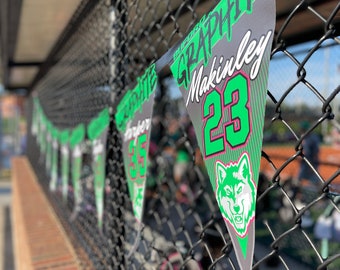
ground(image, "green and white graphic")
xmin=59 ymin=129 xmax=70 ymax=202
xmin=70 ymin=123 xmax=85 ymax=212
xmin=115 ymin=64 xmax=157 ymax=222
xmin=87 ymin=107 xmax=110 ymax=230
xmin=170 ymin=0 xmax=275 ymax=269
xmin=216 ymin=153 xmax=256 ymax=237
xmin=45 ymin=121 xmax=53 ymax=172
xmin=39 ymin=112 xmax=47 ymax=156
xmin=49 ymin=126 xmax=59 ymax=192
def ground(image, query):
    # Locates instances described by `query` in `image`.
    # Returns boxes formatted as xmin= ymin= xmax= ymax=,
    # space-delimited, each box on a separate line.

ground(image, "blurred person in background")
xmin=297 ymin=121 xmax=320 ymax=186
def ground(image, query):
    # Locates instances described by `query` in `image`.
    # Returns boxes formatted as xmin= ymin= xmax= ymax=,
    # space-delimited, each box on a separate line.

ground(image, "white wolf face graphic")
xmin=215 ymin=153 xmax=256 ymax=237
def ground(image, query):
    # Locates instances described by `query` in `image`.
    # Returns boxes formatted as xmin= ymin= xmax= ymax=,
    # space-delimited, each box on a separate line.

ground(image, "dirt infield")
xmin=261 ymin=145 xmax=340 ymax=186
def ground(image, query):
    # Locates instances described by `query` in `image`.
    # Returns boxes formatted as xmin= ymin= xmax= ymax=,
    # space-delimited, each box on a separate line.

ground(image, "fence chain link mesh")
xmin=25 ymin=0 xmax=340 ymax=269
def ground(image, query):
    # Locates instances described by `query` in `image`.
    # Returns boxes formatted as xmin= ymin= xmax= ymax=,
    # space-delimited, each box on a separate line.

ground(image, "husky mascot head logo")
xmin=215 ymin=153 xmax=256 ymax=237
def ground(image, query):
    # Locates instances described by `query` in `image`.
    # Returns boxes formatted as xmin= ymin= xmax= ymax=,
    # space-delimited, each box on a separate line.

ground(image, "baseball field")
xmin=261 ymin=145 xmax=340 ymax=189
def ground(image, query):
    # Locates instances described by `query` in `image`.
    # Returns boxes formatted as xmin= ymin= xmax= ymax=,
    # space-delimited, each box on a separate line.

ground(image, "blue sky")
xmin=268 ymin=39 xmax=340 ymax=108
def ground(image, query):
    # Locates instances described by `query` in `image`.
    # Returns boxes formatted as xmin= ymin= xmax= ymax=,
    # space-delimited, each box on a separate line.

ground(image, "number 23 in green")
xmin=203 ymin=73 xmax=251 ymax=158
xmin=128 ymin=133 xmax=148 ymax=179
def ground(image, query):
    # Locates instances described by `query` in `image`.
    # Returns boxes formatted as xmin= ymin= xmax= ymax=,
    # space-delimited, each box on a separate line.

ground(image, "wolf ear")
xmin=238 ymin=153 xmax=250 ymax=176
xmin=216 ymin=161 xmax=226 ymax=183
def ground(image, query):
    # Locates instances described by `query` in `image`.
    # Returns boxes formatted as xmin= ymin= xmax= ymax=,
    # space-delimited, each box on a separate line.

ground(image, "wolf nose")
xmin=234 ymin=204 xmax=240 ymax=213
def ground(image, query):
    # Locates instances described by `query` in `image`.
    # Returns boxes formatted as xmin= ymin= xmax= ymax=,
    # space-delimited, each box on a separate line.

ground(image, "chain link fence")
xmin=25 ymin=0 xmax=340 ymax=269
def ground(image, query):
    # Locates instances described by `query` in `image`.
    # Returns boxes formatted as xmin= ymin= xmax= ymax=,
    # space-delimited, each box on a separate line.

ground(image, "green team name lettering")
xmin=116 ymin=64 xmax=157 ymax=132
xmin=171 ymin=0 xmax=254 ymax=90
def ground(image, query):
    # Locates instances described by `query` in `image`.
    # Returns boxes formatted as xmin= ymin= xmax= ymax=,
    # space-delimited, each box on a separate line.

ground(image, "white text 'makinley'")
xmin=186 ymin=30 xmax=272 ymax=106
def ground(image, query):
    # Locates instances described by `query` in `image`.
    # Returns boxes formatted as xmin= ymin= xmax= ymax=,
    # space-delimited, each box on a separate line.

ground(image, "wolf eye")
xmin=237 ymin=186 xmax=243 ymax=194
xmin=225 ymin=186 xmax=232 ymax=196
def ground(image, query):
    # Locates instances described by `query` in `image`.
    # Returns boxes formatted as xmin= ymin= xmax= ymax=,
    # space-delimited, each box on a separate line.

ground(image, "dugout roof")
xmin=0 ymin=0 xmax=339 ymax=93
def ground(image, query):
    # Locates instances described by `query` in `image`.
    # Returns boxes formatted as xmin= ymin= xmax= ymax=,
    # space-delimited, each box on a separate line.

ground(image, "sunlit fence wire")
xmin=26 ymin=0 xmax=340 ymax=269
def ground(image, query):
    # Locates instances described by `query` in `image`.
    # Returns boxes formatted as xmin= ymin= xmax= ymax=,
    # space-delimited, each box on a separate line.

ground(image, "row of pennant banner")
xmin=31 ymin=98 xmax=110 ymax=230
xmin=31 ymin=1 xmax=275 ymax=269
